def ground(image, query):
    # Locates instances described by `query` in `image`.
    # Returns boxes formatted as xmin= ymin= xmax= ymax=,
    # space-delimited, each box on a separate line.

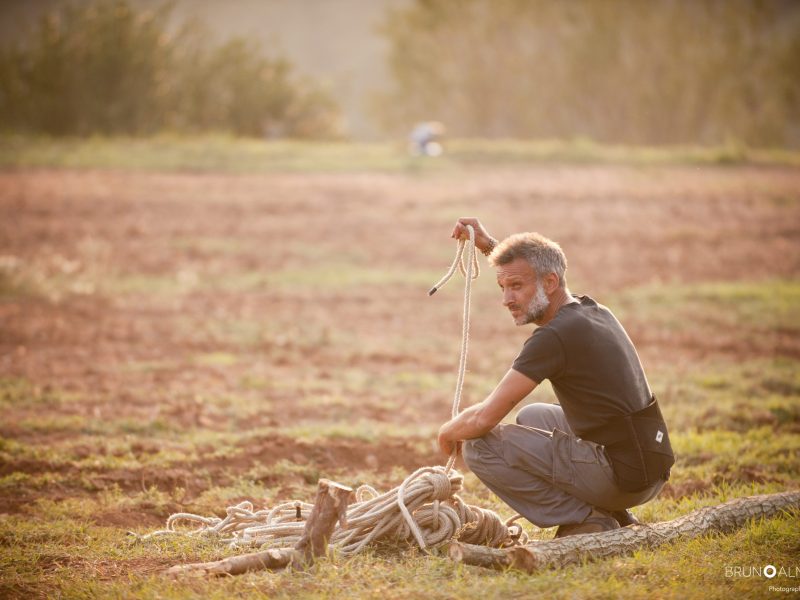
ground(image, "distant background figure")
xmin=409 ymin=121 xmax=446 ymax=157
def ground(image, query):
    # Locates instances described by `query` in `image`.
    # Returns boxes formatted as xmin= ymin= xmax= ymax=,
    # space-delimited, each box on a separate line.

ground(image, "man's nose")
xmin=502 ymin=289 xmax=514 ymax=306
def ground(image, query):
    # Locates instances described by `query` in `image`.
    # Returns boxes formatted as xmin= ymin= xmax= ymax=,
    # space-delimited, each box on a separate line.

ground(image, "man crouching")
xmin=437 ymin=218 xmax=674 ymax=537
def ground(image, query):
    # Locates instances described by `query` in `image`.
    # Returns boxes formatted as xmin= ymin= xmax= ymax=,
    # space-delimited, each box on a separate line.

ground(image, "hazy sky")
xmin=0 ymin=0 xmax=410 ymax=138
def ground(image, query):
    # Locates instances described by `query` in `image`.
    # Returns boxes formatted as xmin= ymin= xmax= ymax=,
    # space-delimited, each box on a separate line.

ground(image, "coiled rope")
xmin=137 ymin=225 xmax=525 ymax=553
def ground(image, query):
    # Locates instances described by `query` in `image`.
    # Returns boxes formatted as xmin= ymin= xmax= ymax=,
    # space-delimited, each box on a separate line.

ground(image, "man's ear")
xmin=544 ymin=272 xmax=560 ymax=294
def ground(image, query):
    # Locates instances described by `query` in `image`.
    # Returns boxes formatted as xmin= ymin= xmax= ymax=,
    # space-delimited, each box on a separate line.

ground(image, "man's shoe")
xmin=554 ymin=508 xmax=620 ymax=538
xmin=611 ymin=509 xmax=640 ymax=527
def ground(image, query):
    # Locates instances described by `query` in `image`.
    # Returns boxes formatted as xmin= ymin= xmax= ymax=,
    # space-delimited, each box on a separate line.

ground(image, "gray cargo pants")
xmin=463 ymin=402 xmax=665 ymax=527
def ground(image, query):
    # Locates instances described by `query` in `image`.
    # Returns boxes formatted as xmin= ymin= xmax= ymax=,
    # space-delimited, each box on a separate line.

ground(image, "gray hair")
xmin=489 ymin=232 xmax=568 ymax=287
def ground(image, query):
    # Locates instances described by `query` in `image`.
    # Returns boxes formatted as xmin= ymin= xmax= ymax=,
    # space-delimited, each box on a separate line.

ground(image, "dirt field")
xmin=1 ymin=164 xmax=799 ymax=597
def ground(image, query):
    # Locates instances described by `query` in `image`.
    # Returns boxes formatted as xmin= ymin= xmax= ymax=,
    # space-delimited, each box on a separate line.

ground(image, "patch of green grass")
xmin=119 ymin=359 xmax=179 ymax=374
xmin=611 ymin=279 xmax=800 ymax=333
xmin=448 ymin=137 xmax=800 ymax=167
xmin=2 ymin=135 xmax=799 ymax=173
xmin=170 ymin=236 xmax=246 ymax=255
xmin=0 ymin=135 xmax=417 ymax=173
xmin=245 ymin=459 xmax=324 ymax=487
xmin=1 ymin=507 xmax=796 ymax=599
xmin=1 ymin=416 xmax=797 ymax=598
xmin=2 ymin=434 xmax=156 ymax=467
xmin=185 ymin=315 xmax=337 ymax=352
xmin=671 ymin=428 xmax=800 ymax=487
xmin=193 ymin=352 xmax=238 ymax=367
xmin=99 ymin=264 xmax=446 ymax=297
xmin=15 ymin=414 xmax=174 ymax=438
xmin=293 ymin=368 xmax=453 ymax=398
xmin=187 ymin=479 xmax=280 ymax=514
xmin=0 ymin=267 xmax=40 ymax=299
xmin=654 ymin=358 xmax=800 ymax=433
xmin=279 ymin=420 xmax=438 ymax=445
xmin=98 ymin=273 xmax=188 ymax=296
xmin=264 ymin=264 xmax=444 ymax=290
xmin=0 ymin=471 xmax=33 ymax=490
xmin=0 ymin=377 xmax=67 ymax=409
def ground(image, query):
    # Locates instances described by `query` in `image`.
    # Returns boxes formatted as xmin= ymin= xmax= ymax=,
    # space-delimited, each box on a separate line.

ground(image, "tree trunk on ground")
xmin=449 ymin=491 xmax=800 ymax=574
xmin=164 ymin=547 xmax=297 ymax=577
xmin=165 ymin=479 xmax=353 ymax=577
xmin=291 ymin=479 xmax=352 ymax=569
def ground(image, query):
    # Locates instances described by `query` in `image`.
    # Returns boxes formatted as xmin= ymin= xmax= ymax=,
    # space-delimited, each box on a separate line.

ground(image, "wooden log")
xmin=164 ymin=548 xmax=296 ymax=577
xmin=448 ymin=541 xmax=511 ymax=570
xmin=292 ymin=479 xmax=353 ymax=569
xmin=449 ymin=491 xmax=800 ymax=574
xmin=165 ymin=478 xmax=353 ymax=577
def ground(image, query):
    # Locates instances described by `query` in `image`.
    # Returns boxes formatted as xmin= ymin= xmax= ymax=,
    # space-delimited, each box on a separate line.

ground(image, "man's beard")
xmin=519 ymin=283 xmax=550 ymax=325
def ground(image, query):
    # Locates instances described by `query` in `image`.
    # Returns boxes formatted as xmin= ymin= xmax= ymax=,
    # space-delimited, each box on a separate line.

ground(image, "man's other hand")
xmin=437 ymin=427 xmax=462 ymax=459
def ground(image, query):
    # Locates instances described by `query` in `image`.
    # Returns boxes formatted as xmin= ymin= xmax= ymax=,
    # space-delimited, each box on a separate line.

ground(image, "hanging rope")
xmin=136 ymin=225 xmax=526 ymax=553
xmin=428 ymin=224 xmax=478 ymax=472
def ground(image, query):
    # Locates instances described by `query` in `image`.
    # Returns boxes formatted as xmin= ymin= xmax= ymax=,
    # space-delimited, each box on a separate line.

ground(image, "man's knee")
xmin=462 ymin=438 xmax=485 ymax=471
xmin=517 ymin=402 xmax=560 ymax=428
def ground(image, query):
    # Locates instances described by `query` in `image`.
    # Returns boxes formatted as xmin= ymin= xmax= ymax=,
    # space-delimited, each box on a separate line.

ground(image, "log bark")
xmin=448 ymin=542 xmax=511 ymax=570
xmin=449 ymin=491 xmax=800 ymax=574
xmin=291 ymin=479 xmax=353 ymax=569
xmin=164 ymin=548 xmax=296 ymax=577
xmin=165 ymin=478 xmax=353 ymax=577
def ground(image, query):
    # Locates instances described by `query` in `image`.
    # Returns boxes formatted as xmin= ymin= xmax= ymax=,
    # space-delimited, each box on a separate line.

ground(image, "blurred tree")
xmin=377 ymin=0 xmax=800 ymax=147
xmin=0 ymin=0 xmax=341 ymax=138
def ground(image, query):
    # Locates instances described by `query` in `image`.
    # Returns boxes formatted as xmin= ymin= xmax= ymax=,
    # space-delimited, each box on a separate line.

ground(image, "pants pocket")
xmin=551 ymin=429 xmax=575 ymax=486
xmin=571 ymin=438 xmax=605 ymax=464
xmin=552 ymin=429 xmax=612 ymax=485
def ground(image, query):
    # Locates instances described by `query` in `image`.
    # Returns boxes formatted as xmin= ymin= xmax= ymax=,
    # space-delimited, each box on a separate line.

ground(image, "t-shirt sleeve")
xmin=511 ymin=327 xmax=565 ymax=384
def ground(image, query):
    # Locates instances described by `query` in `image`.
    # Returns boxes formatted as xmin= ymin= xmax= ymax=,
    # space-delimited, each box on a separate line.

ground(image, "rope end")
xmin=428 ymin=287 xmax=438 ymax=296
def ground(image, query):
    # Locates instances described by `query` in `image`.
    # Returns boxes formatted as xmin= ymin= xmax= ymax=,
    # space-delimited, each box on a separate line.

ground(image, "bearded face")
xmin=496 ymin=257 xmax=553 ymax=326
xmin=518 ymin=281 xmax=550 ymax=325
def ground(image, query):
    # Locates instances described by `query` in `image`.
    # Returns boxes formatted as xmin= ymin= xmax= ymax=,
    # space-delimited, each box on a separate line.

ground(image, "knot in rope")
xmin=423 ymin=469 xmax=456 ymax=502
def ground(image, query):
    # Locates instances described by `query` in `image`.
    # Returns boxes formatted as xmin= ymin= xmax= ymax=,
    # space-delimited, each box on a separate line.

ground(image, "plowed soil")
xmin=1 ymin=165 xmax=799 ymax=521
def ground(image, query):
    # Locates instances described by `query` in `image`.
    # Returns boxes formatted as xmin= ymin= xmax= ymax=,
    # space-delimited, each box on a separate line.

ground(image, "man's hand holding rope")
xmin=451 ymin=217 xmax=497 ymax=255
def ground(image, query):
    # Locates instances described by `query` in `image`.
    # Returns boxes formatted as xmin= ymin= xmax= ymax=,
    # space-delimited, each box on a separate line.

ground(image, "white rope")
xmin=136 ymin=466 xmax=524 ymax=553
xmin=136 ymin=225 xmax=527 ymax=553
xmin=428 ymin=225 xmax=478 ymax=472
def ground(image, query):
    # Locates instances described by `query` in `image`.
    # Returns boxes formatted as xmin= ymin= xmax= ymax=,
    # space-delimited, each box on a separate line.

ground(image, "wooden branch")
xmin=448 ymin=542 xmax=511 ymax=570
xmin=292 ymin=479 xmax=353 ymax=569
xmin=450 ymin=491 xmax=800 ymax=574
xmin=165 ymin=478 xmax=353 ymax=578
xmin=164 ymin=548 xmax=295 ymax=577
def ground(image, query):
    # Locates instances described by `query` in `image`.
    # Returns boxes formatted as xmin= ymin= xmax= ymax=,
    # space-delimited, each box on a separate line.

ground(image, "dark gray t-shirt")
xmin=511 ymin=295 xmax=651 ymax=436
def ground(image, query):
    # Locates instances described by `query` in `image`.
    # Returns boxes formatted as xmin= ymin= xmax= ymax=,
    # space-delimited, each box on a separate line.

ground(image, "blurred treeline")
xmin=378 ymin=0 xmax=800 ymax=147
xmin=0 ymin=1 xmax=341 ymax=138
